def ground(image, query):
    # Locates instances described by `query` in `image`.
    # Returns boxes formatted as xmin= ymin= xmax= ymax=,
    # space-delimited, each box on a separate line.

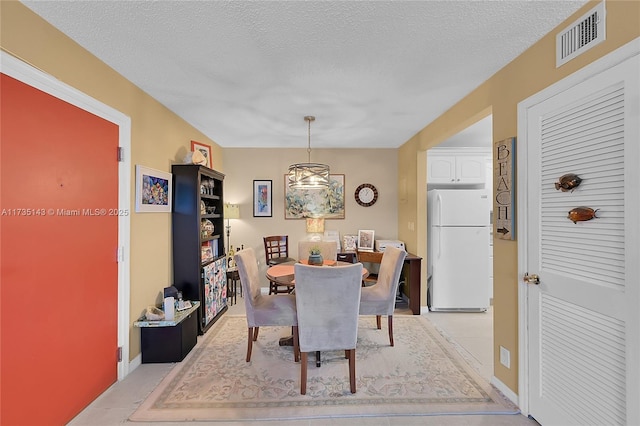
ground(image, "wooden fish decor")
xmin=568 ymin=207 xmax=599 ymax=224
xmin=555 ymin=173 xmax=582 ymax=192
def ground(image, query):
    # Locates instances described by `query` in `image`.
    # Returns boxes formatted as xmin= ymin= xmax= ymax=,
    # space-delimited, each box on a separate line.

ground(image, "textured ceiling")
xmin=21 ymin=1 xmax=588 ymax=149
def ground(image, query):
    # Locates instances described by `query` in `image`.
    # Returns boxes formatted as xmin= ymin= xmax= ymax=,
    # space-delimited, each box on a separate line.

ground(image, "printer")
xmin=374 ymin=240 xmax=405 ymax=252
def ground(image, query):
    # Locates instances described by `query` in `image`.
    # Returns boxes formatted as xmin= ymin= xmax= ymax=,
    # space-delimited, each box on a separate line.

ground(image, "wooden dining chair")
xmin=293 ymin=262 xmax=363 ymax=395
xmin=358 ymin=246 xmax=407 ymax=346
xmin=234 ymin=248 xmax=299 ymax=363
xmin=263 ymin=236 xmax=296 ymax=294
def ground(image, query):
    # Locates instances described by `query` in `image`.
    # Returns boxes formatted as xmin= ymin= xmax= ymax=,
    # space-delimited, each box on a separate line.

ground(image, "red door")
xmin=1 ymin=74 xmax=119 ymax=425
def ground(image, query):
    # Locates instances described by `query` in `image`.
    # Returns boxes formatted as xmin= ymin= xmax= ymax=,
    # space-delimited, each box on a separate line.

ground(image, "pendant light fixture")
xmin=287 ymin=116 xmax=330 ymax=189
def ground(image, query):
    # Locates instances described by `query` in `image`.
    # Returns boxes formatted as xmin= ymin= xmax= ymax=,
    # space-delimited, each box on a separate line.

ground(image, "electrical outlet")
xmin=500 ymin=346 xmax=510 ymax=369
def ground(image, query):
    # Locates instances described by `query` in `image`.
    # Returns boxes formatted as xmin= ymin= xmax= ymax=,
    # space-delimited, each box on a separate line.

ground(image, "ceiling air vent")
xmin=556 ymin=1 xmax=606 ymax=68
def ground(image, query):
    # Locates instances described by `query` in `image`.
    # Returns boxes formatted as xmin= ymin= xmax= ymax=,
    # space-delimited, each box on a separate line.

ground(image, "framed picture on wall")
xmin=191 ymin=140 xmax=213 ymax=169
xmin=357 ymin=230 xmax=375 ymax=251
xmin=135 ymin=165 xmax=172 ymax=212
xmin=284 ymin=174 xmax=345 ymax=219
xmin=253 ymin=180 xmax=272 ymax=217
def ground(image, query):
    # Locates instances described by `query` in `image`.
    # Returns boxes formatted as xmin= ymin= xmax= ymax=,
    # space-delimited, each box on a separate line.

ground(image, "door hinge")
xmin=117 ymin=346 xmax=123 ymax=362
xmin=117 ymin=147 xmax=124 ymax=162
xmin=116 ymin=246 xmax=124 ymax=262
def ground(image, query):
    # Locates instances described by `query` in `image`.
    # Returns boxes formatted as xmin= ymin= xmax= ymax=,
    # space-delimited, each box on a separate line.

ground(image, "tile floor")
xmin=68 ymin=295 xmax=538 ymax=426
xmin=423 ymin=308 xmax=494 ymax=382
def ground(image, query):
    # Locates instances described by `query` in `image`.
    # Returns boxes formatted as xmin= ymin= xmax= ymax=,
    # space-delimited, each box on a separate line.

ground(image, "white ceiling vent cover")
xmin=556 ymin=1 xmax=606 ymax=68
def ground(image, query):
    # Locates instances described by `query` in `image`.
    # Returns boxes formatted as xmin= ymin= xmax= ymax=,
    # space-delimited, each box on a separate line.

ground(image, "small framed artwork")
xmin=343 ymin=234 xmax=358 ymax=251
xmin=357 ymin=230 xmax=375 ymax=251
xmin=253 ymin=180 xmax=272 ymax=217
xmin=135 ymin=165 xmax=172 ymax=213
xmin=191 ymin=140 xmax=213 ymax=169
xmin=201 ymin=242 xmax=213 ymax=263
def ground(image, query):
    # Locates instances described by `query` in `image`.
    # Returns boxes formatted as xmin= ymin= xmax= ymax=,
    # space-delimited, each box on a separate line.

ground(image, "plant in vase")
xmin=308 ymin=246 xmax=323 ymax=266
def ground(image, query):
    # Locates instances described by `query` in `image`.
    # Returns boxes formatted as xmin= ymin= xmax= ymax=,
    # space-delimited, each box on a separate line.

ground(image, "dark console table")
xmin=355 ymin=250 xmax=423 ymax=315
xmin=134 ymin=301 xmax=200 ymax=363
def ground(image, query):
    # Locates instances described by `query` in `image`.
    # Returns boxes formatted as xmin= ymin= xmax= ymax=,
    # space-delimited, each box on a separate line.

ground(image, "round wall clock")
xmin=355 ymin=183 xmax=378 ymax=207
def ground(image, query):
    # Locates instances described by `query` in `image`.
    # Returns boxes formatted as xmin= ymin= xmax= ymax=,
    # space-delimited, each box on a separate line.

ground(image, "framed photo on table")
xmin=253 ymin=180 xmax=272 ymax=217
xmin=191 ymin=140 xmax=213 ymax=169
xmin=357 ymin=230 xmax=375 ymax=251
xmin=135 ymin=165 xmax=172 ymax=213
xmin=343 ymin=235 xmax=358 ymax=251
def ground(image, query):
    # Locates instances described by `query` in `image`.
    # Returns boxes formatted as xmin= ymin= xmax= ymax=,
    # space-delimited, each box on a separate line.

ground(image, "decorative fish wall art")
xmin=567 ymin=207 xmax=599 ymax=224
xmin=555 ymin=173 xmax=582 ymax=192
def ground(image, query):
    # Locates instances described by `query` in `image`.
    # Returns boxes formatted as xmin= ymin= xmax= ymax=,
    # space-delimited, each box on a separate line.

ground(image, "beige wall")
xmin=223 ymin=147 xmax=398 ymax=280
xmin=1 ymin=2 xmax=224 ymax=359
xmin=398 ymin=0 xmax=640 ymax=394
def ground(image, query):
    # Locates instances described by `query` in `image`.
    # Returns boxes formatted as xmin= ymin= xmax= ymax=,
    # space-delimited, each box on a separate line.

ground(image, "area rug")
xmin=130 ymin=315 xmax=519 ymax=422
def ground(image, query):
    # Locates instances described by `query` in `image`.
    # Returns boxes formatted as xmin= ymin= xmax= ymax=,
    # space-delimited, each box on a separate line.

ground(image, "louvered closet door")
xmin=525 ymin=54 xmax=639 ymax=426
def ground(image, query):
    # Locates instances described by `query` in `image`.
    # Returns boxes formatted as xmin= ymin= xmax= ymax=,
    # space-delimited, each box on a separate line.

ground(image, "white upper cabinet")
xmin=427 ymin=149 xmax=487 ymax=184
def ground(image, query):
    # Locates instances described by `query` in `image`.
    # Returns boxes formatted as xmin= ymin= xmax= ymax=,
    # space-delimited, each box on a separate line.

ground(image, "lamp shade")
xmin=305 ymin=217 xmax=325 ymax=233
xmin=224 ymin=203 xmax=240 ymax=219
xmin=287 ymin=163 xmax=330 ymax=189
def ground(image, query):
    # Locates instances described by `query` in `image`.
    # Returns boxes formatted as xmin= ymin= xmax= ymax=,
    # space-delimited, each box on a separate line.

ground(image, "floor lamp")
xmin=224 ymin=203 xmax=240 ymax=266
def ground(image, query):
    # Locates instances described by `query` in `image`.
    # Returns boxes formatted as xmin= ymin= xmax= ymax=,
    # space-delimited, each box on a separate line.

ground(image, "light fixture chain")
xmin=305 ymin=116 xmax=314 ymax=162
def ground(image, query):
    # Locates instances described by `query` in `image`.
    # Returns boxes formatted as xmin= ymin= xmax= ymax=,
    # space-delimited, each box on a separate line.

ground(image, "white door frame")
xmin=1 ymin=51 xmax=132 ymax=380
xmin=516 ymin=37 xmax=640 ymax=416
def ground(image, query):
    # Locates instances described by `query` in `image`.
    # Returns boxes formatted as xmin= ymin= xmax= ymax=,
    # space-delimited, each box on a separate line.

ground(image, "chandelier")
xmin=287 ymin=116 xmax=330 ymax=189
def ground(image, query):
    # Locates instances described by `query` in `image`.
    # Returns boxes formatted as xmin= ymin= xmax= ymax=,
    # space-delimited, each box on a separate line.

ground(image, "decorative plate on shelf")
xmin=201 ymin=201 xmax=206 ymax=214
xmin=200 ymin=219 xmax=214 ymax=237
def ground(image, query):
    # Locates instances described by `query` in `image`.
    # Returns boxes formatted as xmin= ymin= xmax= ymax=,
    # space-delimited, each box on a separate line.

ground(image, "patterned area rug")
xmin=130 ymin=315 xmax=519 ymax=421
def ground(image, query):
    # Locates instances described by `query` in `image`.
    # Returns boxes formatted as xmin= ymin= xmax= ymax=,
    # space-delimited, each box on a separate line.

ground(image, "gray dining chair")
xmin=358 ymin=246 xmax=407 ymax=346
xmin=234 ymin=247 xmax=299 ymax=362
xmin=293 ymin=262 xmax=363 ymax=394
xmin=297 ymin=240 xmax=338 ymax=263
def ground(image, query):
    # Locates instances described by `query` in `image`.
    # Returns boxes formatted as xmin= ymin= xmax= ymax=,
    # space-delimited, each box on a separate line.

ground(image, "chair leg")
xmin=300 ymin=352 xmax=308 ymax=395
xmin=348 ymin=349 xmax=356 ymax=393
xmin=388 ymin=315 xmax=394 ymax=346
xmin=253 ymin=327 xmax=260 ymax=341
xmin=292 ymin=326 xmax=300 ymax=362
xmin=246 ymin=327 xmax=253 ymax=362
xmin=376 ymin=315 xmax=382 ymax=329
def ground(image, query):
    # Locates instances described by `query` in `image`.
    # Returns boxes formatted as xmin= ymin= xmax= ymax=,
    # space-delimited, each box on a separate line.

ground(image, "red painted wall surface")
xmin=1 ymin=74 xmax=119 ymax=425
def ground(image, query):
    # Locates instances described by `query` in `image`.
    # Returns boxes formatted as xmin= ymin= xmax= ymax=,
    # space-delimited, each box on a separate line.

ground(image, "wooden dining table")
xmin=265 ymin=260 xmax=369 ymax=367
xmin=266 ymin=260 xmax=369 ymax=288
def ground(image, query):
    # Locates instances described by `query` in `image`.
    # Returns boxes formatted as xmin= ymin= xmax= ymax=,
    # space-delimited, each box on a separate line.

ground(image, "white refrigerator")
xmin=427 ymin=189 xmax=490 ymax=311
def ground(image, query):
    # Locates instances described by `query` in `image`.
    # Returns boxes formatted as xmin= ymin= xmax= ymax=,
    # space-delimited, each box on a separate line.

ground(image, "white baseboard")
xmin=128 ymin=353 xmax=142 ymax=375
xmin=420 ymin=305 xmax=429 ymax=314
xmin=491 ymin=375 xmax=519 ymax=406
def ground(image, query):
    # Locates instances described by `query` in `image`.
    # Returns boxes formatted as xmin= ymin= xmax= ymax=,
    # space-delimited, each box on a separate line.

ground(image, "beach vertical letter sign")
xmin=494 ymin=137 xmax=516 ymax=240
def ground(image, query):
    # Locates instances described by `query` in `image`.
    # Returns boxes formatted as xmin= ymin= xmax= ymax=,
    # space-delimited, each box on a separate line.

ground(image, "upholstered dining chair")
xmin=263 ymin=235 xmax=296 ymax=294
xmin=358 ymin=246 xmax=407 ymax=347
xmin=297 ymin=240 xmax=338 ymax=263
xmin=234 ymin=247 xmax=299 ymax=363
xmin=293 ymin=262 xmax=363 ymax=395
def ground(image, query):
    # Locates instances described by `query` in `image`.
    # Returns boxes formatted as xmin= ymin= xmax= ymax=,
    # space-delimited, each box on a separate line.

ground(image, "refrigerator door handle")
xmin=436 ymin=193 xmax=442 ymax=260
